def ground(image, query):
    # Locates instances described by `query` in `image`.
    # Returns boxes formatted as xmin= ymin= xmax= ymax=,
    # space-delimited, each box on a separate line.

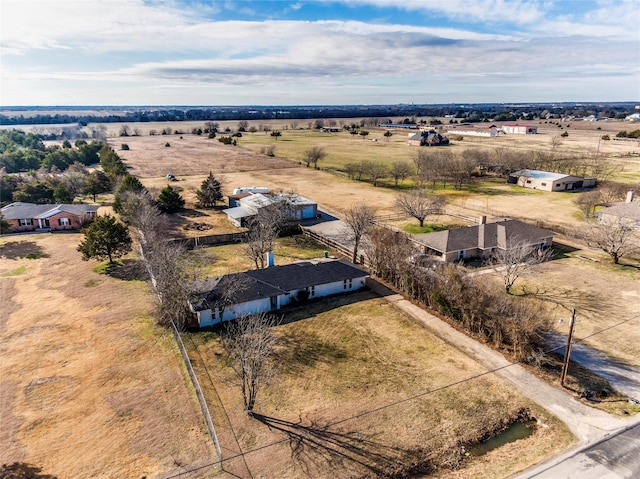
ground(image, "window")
xmin=541 ymin=182 xmax=547 ymax=187
xmin=19 ymin=218 xmax=33 ymax=226
xmin=58 ymin=217 xmax=71 ymax=226
xmin=525 ymin=180 xmax=532 ymax=184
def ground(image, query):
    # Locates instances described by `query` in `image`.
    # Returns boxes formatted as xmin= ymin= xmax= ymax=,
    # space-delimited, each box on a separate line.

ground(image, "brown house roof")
xmin=414 ymin=219 xmax=554 ymax=254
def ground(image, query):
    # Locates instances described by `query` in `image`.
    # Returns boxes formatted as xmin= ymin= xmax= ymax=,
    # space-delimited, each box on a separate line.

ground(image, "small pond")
xmin=470 ymin=421 xmax=536 ymax=456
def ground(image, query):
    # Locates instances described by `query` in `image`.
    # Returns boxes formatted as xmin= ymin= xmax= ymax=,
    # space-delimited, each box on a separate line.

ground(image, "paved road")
xmin=546 ymin=333 xmax=640 ymax=401
xmin=513 ymin=418 xmax=640 ymax=479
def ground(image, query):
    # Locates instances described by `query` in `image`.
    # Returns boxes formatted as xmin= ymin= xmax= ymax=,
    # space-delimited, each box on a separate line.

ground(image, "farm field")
xmin=0 ymin=234 xmax=213 ymax=478
xmin=184 ymin=291 xmax=572 ymax=478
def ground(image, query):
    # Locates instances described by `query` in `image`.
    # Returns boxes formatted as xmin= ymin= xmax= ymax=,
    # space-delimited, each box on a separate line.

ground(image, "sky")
xmin=1 ymin=0 xmax=639 ymax=106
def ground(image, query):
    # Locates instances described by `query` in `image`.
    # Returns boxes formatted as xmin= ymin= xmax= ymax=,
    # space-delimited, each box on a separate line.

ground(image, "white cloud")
xmin=0 ymin=0 xmax=638 ymax=104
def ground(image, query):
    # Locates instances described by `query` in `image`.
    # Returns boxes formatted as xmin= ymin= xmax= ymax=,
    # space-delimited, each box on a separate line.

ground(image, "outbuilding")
xmin=508 ymin=169 xmax=596 ymax=191
xmin=502 ymin=124 xmax=538 ymax=134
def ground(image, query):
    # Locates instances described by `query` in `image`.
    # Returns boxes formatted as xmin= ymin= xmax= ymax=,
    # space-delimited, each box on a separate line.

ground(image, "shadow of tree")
xmin=106 ymin=258 xmax=149 ymax=281
xmin=253 ymin=414 xmax=419 ymax=477
xmin=273 ymin=330 xmax=348 ymax=374
xmin=520 ymin=285 xmax=602 ymax=314
xmin=0 ymin=241 xmax=48 ymax=260
xmin=0 ymin=462 xmax=58 ymax=479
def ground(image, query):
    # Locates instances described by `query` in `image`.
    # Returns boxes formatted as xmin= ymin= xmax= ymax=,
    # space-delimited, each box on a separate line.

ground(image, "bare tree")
xmin=364 ymin=161 xmax=388 ymax=186
xmin=447 ymin=154 xmax=478 ymax=190
xmin=223 ymin=312 xmax=281 ymax=415
xmin=342 ymin=204 xmax=376 ymax=263
xmin=573 ymin=190 xmax=601 ymax=218
xmin=302 ymin=146 xmax=326 ymax=168
xmin=413 ymin=149 xmax=431 ymax=177
xmin=390 ymin=161 xmax=413 ymax=187
xmin=395 ymin=188 xmax=445 ymax=227
xmin=243 ymin=205 xmax=283 ymax=269
xmin=127 ymin=191 xmax=195 ymax=329
xmin=146 ymin=239 xmax=196 ymax=329
xmin=579 ymin=218 xmax=640 ymax=264
xmin=365 ymin=226 xmax=415 ymax=290
xmin=344 ymin=162 xmax=359 ymax=180
xmin=491 ymin=241 xmax=553 ymax=294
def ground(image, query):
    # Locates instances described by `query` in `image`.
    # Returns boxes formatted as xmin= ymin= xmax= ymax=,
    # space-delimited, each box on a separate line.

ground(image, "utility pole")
xmin=560 ymin=308 xmax=577 ymax=387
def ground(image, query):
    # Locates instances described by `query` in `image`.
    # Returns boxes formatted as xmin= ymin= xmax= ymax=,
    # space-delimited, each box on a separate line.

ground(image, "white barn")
xmin=447 ymin=126 xmax=498 ymax=137
xmin=502 ymin=124 xmax=538 ymax=134
xmin=188 ymin=259 xmax=369 ymax=328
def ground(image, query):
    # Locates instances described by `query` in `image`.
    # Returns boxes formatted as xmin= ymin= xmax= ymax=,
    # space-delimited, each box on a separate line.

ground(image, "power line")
xmin=163 ymin=312 xmax=640 ymax=478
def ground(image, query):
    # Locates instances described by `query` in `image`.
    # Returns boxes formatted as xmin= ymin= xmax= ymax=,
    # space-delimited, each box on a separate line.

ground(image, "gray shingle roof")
xmin=189 ymin=259 xmax=368 ymax=312
xmin=599 ymin=201 xmax=640 ymax=221
xmin=1 ymin=202 xmax=98 ymax=220
xmin=414 ymin=219 xmax=554 ymax=254
xmin=246 ymin=259 xmax=367 ymax=291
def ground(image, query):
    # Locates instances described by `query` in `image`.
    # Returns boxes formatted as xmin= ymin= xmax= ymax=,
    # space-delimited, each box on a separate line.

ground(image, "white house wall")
xmin=195 ymin=275 xmax=368 ymax=328
xmin=222 ymin=297 xmax=273 ymax=322
xmin=197 ymin=309 xmax=215 ymax=327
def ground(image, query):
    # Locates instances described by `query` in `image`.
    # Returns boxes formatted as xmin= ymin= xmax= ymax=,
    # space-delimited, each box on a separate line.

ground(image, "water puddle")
xmin=470 ymin=421 xmax=536 ymax=456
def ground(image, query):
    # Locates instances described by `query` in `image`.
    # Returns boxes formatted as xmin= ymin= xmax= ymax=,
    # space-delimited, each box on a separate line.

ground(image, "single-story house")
xmin=413 ymin=218 xmax=554 ymax=262
xmin=408 ymin=130 xmax=449 ymax=146
xmin=446 ymin=125 xmax=498 ymax=138
xmin=508 ymin=169 xmax=596 ymax=192
xmin=188 ymin=258 xmax=369 ymax=328
xmin=502 ymin=124 xmax=537 ymax=134
xmin=223 ymin=192 xmax=317 ymax=227
xmin=597 ymin=192 xmax=640 ymax=229
xmin=1 ymin=202 xmax=99 ymax=233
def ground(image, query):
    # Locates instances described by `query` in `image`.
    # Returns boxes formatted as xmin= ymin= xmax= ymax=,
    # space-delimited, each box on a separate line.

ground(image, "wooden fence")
xmin=170 ymin=232 xmax=246 ymax=249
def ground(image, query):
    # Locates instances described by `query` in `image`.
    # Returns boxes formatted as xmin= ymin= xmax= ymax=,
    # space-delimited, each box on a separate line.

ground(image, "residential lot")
xmin=0 ymin=234 xmax=213 ymax=478
xmin=117 ymin=128 xmax=639 ymax=375
xmin=184 ymin=291 xmax=572 ymax=478
xmin=2 ymin=116 xmax=638 ymax=478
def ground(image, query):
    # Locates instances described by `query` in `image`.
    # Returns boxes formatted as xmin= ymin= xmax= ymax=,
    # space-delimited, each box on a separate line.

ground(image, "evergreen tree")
xmin=77 ymin=214 xmax=132 ymax=264
xmin=53 ymin=183 xmax=75 ymax=203
xmin=196 ymin=171 xmax=223 ymax=208
xmin=157 ymin=185 xmax=185 ymax=213
xmin=113 ymin=174 xmax=146 ymax=213
xmin=99 ymin=146 xmax=127 ymax=179
xmin=82 ymin=170 xmax=111 ymax=202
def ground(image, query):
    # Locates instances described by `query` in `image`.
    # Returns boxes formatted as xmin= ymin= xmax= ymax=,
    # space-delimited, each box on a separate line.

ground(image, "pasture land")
xmin=0 ymin=234 xmax=213 ymax=478
xmin=185 ymin=292 xmax=572 ymax=478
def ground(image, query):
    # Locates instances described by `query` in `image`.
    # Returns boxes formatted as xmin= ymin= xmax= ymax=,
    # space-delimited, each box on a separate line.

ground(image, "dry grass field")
xmin=112 ymin=124 xmax=638 ymax=375
xmin=0 ymin=234 xmax=213 ymax=478
xmin=2 ymin=116 xmax=637 ymax=477
xmin=184 ymin=293 xmax=572 ymax=479
xmin=510 ymin=241 xmax=640 ymax=368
